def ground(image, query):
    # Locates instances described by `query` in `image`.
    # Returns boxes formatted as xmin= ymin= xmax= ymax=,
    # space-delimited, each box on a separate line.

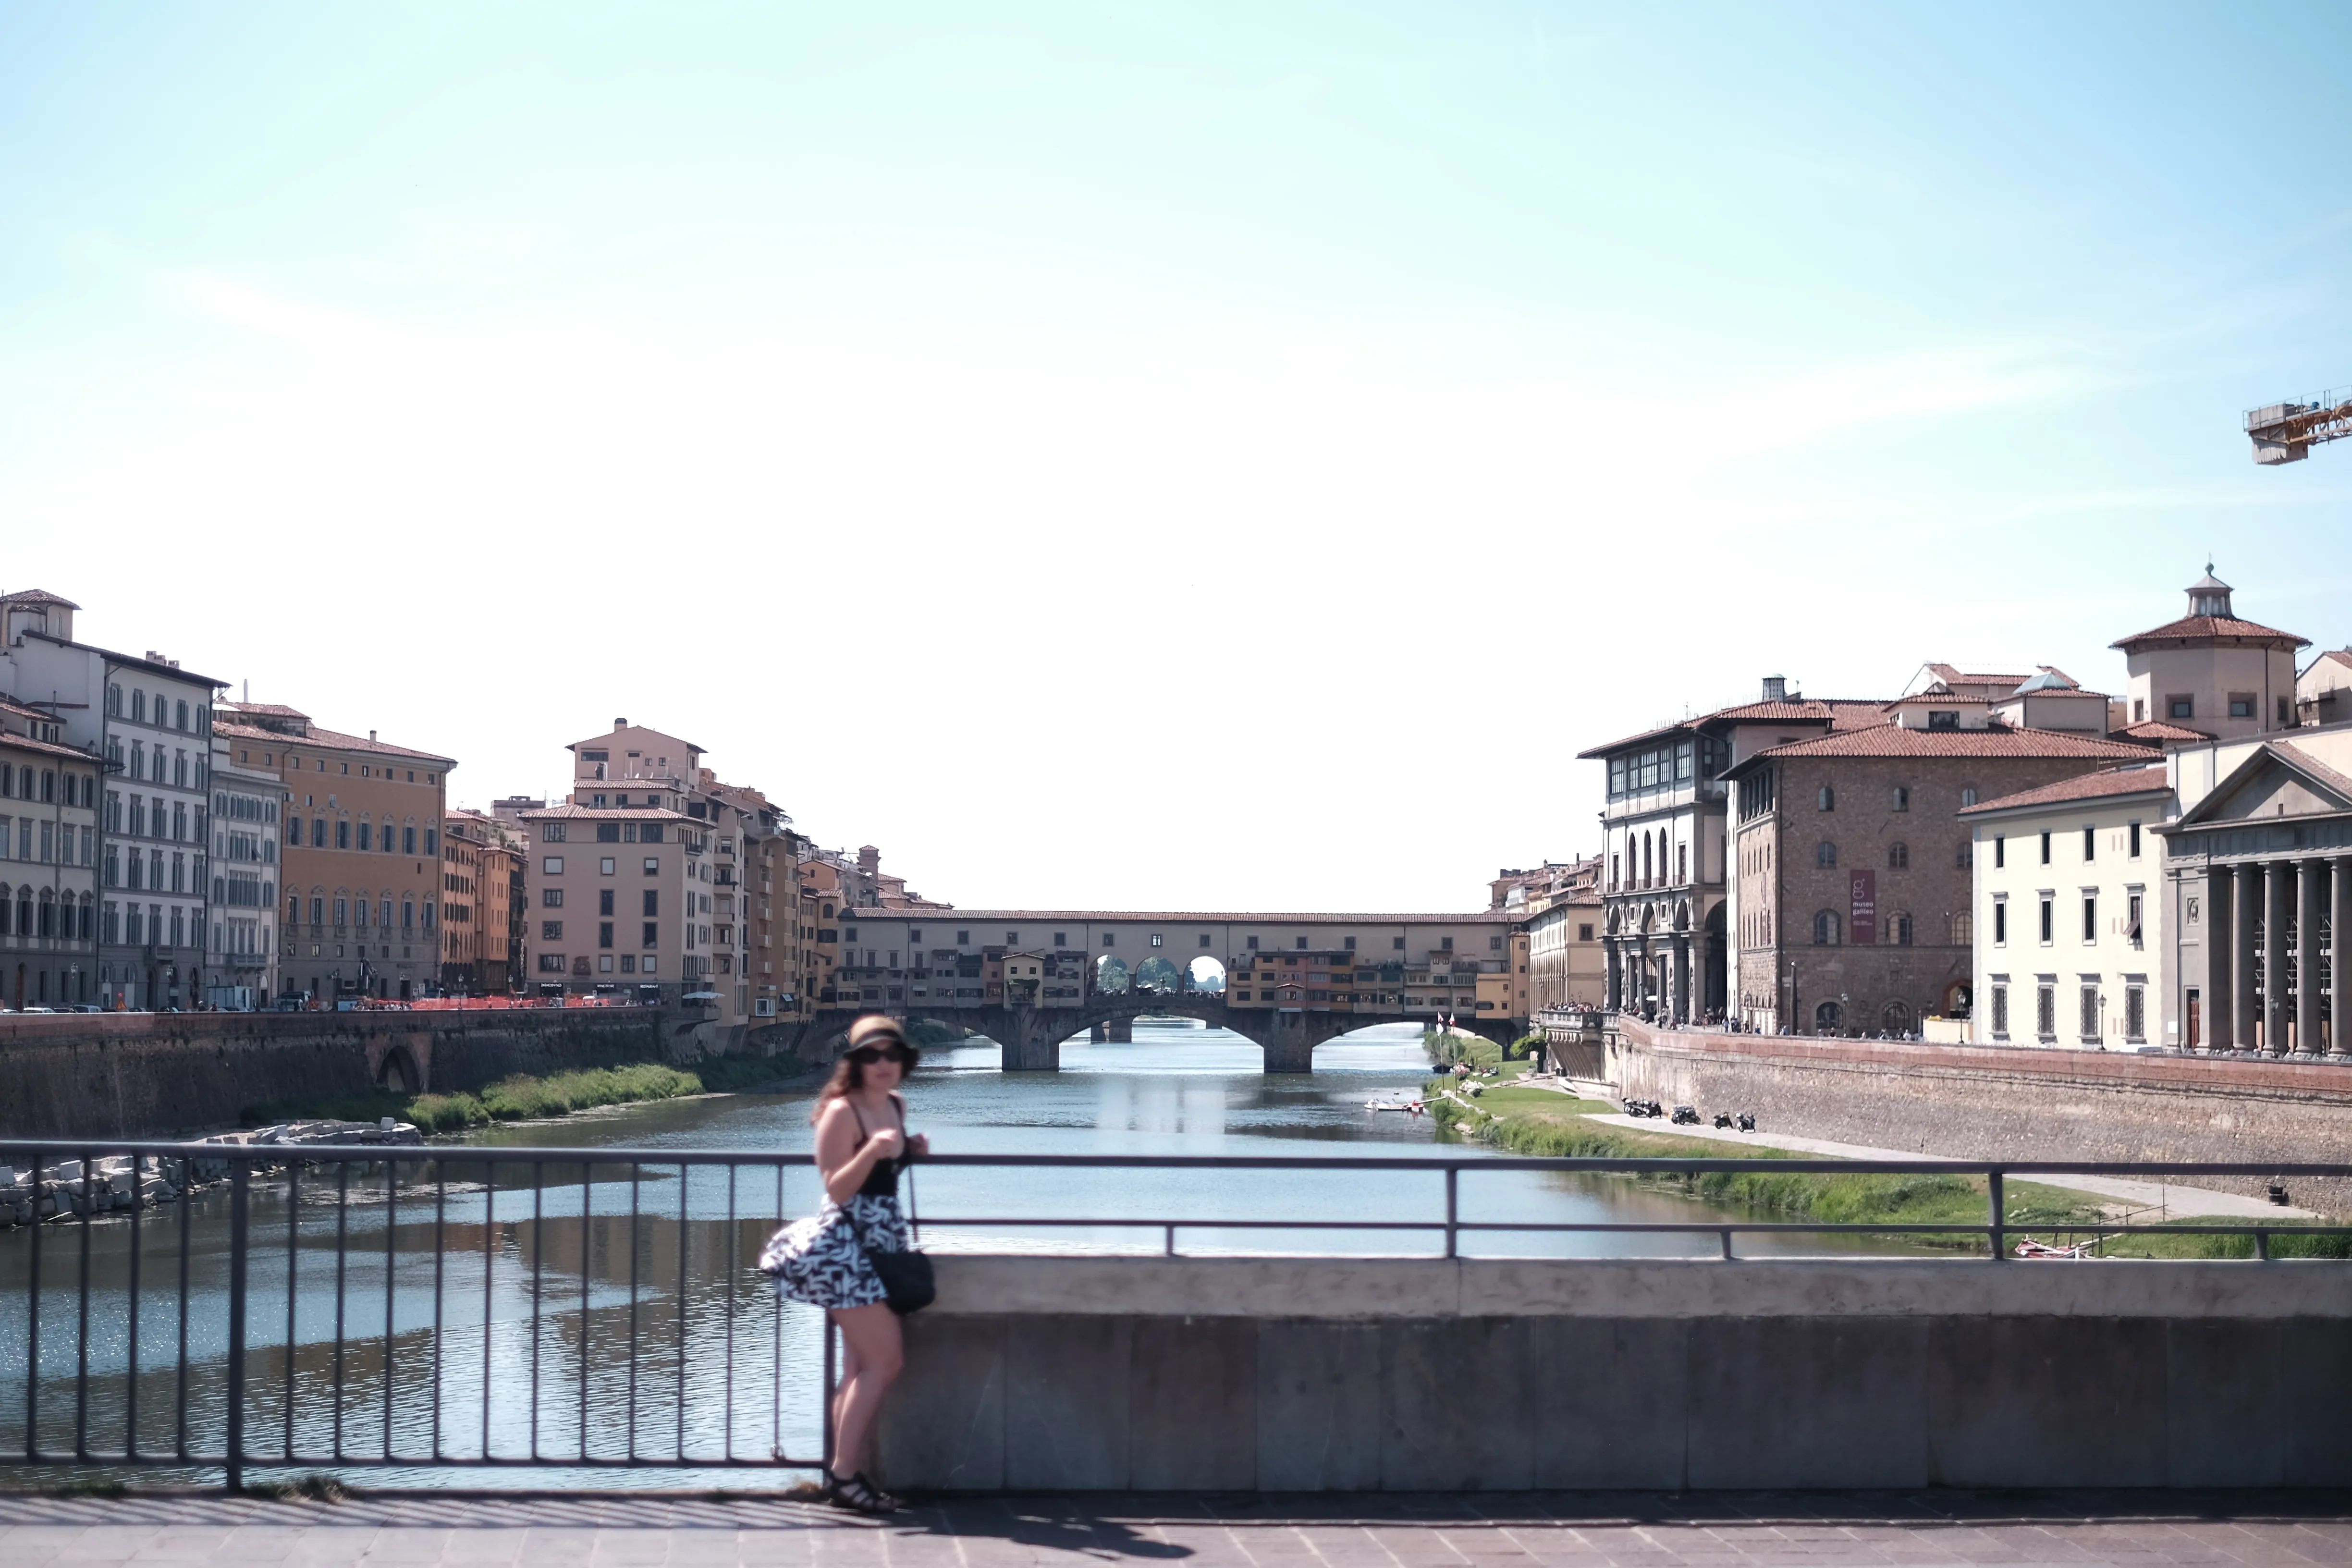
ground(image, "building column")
xmin=2333 ymin=857 xmax=2352 ymax=1055
xmin=2298 ymin=859 xmax=2325 ymax=1055
xmin=1604 ymin=941 xmax=1621 ymax=1011
xmin=2206 ymin=865 xmax=2234 ymax=1052
xmin=2264 ymin=860 xmax=2291 ymax=1055
xmin=2233 ymin=864 xmax=2261 ymax=1053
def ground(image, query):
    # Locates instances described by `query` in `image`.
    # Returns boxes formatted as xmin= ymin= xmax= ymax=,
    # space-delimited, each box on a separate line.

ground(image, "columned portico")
xmin=2192 ymin=855 xmax=2351 ymax=1057
xmin=2206 ymin=864 xmax=2234 ymax=1050
xmin=2264 ymin=863 xmax=2290 ymax=1054
xmin=2297 ymin=858 xmax=2325 ymax=1054
xmin=2233 ymin=864 xmax=2260 ymax=1052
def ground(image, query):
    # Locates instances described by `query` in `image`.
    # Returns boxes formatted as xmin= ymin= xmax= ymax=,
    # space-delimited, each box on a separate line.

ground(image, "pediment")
xmin=2180 ymin=745 xmax=2352 ymax=829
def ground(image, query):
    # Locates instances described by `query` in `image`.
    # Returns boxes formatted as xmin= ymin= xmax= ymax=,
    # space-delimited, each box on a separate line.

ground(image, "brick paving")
xmin=5 ymin=1491 xmax=2352 ymax=1568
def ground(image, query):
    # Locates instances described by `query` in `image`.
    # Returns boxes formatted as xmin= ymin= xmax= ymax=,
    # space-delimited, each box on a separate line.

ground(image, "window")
xmin=538 ymin=954 xmax=566 ymax=974
xmin=2278 ymin=695 xmax=2292 ymax=724
xmin=2128 ymin=821 xmax=2141 ymax=858
xmin=542 ymin=921 xmax=564 ymax=941
xmin=599 ymin=890 xmax=615 ymax=916
xmin=1892 ymin=911 xmax=1913 ymax=946
xmin=2038 ymin=832 xmax=2051 ymax=865
xmin=2082 ymin=826 xmax=2095 ymax=862
xmin=600 ymin=857 xmax=616 ymax=874
xmin=1816 ymin=842 xmax=1837 ymax=869
xmin=1579 ymin=924 xmax=1594 ymax=941
xmin=1206 ymin=934 xmax=1218 ymax=948
xmin=336 ymin=820 xmax=350 ymax=850
xmin=2036 ymin=984 xmax=2056 ymax=1040
xmin=2168 ymin=696 xmax=2193 ymax=720
xmin=1994 ymin=835 xmax=2006 ymax=868
xmin=1960 ymin=786 xmax=1977 ymax=807
xmin=1812 ymin=909 xmax=1840 ymax=945
xmin=1955 ymin=841 xmax=1972 ymax=870
xmin=2124 ymin=985 xmax=2145 ymax=1041
xmin=1441 ymin=936 xmax=1454 ymax=951
xmin=1887 ymin=843 xmax=1909 ymax=870
xmin=543 ymin=888 xmax=564 ymax=907
xmin=404 ymin=826 xmax=417 ymax=855
xmin=2228 ymin=694 xmax=2254 ymax=720
xmin=642 ymin=922 xmax=659 ymax=948
xmin=1150 ymin=933 xmax=1163 ymax=947
xmin=2080 ymin=985 xmax=2099 ymax=1040
xmin=2126 ymin=893 xmax=2143 ymax=943
xmin=600 ymin=922 xmax=614 ymax=949
xmin=643 ymin=858 xmax=659 ymax=874
xmin=1676 ymin=843 xmax=1687 ymax=883
xmin=1951 ymin=912 xmax=1972 ymax=945
xmin=2082 ymin=894 xmax=2097 ymax=943
xmin=1817 ymin=785 xmax=1834 ymax=811
xmin=2039 ymin=897 xmax=2054 ymax=944
xmin=543 ymin=857 xmax=564 ymax=875
xmin=1297 ymin=935 xmax=1310 ymax=950
xmin=1890 ymin=786 xmax=1909 ymax=812
xmin=1927 ymin=710 xmax=1958 ymax=731
xmin=643 ymin=890 xmax=659 ymax=917
xmin=357 ymin=822 xmax=372 ymax=853
xmin=597 ymin=823 xmax=621 ymax=842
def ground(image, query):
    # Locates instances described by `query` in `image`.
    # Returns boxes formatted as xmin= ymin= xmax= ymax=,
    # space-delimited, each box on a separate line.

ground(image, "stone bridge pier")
xmin=883 ymin=998 xmax=1522 ymax=1074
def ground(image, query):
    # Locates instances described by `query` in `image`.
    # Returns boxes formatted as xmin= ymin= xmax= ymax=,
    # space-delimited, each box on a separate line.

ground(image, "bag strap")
xmin=906 ymin=1166 xmax=920 ymax=1245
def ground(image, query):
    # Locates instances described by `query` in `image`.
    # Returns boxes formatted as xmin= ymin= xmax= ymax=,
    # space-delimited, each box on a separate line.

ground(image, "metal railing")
xmin=3 ymin=1140 xmax=2349 ymax=1488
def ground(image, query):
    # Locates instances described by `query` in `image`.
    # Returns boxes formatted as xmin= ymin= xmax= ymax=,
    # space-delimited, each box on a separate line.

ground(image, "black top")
xmin=847 ymin=1093 xmax=909 ymax=1199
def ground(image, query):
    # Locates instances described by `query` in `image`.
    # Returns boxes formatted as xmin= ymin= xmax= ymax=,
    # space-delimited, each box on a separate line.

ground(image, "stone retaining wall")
xmin=0 ymin=1008 xmax=687 ymax=1139
xmin=1609 ymin=1018 xmax=2352 ymax=1211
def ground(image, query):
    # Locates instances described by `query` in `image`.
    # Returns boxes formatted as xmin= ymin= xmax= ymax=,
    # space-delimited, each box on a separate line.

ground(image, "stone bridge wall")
xmin=877 ymin=1256 xmax=2352 ymax=1491
xmin=1608 ymin=1018 xmax=2352 ymax=1210
xmin=0 ymin=1008 xmax=693 ymax=1139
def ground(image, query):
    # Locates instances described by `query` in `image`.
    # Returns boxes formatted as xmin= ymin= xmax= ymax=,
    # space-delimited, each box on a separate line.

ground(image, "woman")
xmin=760 ymin=1015 xmax=929 ymax=1513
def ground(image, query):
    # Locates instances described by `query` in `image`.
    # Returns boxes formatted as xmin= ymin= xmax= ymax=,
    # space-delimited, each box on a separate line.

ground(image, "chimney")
xmin=369 ymin=730 xmax=378 ymax=742
xmin=1762 ymin=675 xmax=1788 ymax=702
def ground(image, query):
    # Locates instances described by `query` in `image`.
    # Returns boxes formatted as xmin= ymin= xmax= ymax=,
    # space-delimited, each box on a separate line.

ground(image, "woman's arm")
xmin=816 ymin=1100 xmax=901 ymax=1206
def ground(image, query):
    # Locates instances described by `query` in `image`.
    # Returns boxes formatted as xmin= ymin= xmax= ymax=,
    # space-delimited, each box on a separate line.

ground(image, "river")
xmin=0 ymin=1022 xmax=1885 ymax=1488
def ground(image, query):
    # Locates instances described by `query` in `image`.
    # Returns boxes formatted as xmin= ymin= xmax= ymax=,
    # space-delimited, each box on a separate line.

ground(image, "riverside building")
xmin=0 ymin=589 xmax=224 ymax=1011
xmin=0 ymin=695 xmax=103 ymax=1009
xmin=204 ymin=742 xmax=282 ymax=1006
xmin=217 ymin=701 xmax=455 ymax=1002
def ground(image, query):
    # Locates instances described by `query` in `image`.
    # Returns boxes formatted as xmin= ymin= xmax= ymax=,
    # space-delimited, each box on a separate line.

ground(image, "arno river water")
xmin=0 ymin=1022 xmax=1899 ymax=1488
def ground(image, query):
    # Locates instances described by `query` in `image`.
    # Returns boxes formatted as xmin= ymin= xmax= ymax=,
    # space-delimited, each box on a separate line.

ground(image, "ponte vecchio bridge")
xmin=816 ymin=910 xmax=1530 ymax=1071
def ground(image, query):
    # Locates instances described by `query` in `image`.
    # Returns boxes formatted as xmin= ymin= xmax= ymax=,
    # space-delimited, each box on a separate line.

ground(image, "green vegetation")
xmin=244 ymin=1061 xmax=712 ymax=1133
xmin=1509 ymin=1031 xmax=1546 ymax=1059
xmin=1425 ymin=1089 xmax=2348 ymax=1257
xmin=906 ymin=1019 xmax=968 ymax=1048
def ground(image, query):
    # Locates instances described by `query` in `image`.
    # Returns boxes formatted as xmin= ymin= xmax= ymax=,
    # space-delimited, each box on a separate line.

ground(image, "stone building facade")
xmin=1727 ymin=722 xmax=2149 ymax=1036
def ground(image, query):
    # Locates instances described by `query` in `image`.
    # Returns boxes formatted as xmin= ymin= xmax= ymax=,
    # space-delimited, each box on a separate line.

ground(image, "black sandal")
xmin=823 ymin=1469 xmax=899 ymax=1515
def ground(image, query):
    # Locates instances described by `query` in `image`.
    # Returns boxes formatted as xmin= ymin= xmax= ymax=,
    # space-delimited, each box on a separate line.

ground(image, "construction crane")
xmin=2246 ymin=384 xmax=2352 ymax=464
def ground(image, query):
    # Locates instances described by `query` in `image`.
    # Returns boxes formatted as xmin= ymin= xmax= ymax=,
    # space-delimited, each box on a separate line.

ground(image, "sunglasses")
xmin=847 ymin=1043 xmax=910 ymax=1064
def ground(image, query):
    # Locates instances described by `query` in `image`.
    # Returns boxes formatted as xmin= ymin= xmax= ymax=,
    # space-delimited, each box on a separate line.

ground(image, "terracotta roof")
xmin=17 ymin=630 xmax=225 ymax=687
xmin=2309 ymin=649 xmax=2352 ymax=674
xmin=1742 ymin=724 xmax=2150 ymax=763
xmin=214 ymin=719 xmax=453 ymax=765
xmin=0 ymin=728 xmax=105 ymax=764
xmin=2108 ymin=720 xmax=2210 ymax=746
xmin=518 ymin=804 xmax=698 ymax=822
xmin=0 ymin=588 xmax=82 ymax=610
xmin=818 ymin=909 xmax=1518 ymax=925
xmin=1959 ymin=766 xmax=2174 ymax=817
xmin=224 ymin=702 xmax=312 ymax=720
xmin=2111 ymin=615 xmax=2308 ymax=653
xmin=1577 ymin=697 xmax=1882 ymax=758
xmin=2275 ymin=741 xmax=2352 ymax=807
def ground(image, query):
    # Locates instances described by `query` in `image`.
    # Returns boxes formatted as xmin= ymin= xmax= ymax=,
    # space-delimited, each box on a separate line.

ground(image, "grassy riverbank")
xmin=1426 ymin=1073 xmax=2349 ymax=1259
xmin=240 ymin=1055 xmax=816 ymax=1135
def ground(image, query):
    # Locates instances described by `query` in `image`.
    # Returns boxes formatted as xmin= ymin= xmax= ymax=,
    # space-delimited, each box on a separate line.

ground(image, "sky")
xmin=2 ymin=3 xmax=2349 ymax=913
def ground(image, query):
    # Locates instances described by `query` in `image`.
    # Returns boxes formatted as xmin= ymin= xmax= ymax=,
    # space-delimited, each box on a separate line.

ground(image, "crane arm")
xmin=2246 ymin=387 xmax=2352 ymax=464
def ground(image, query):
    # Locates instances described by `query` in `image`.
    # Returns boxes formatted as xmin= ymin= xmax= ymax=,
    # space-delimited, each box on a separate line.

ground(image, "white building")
xmin=206 ymin=742 xmax=282 ymax=1007
xmin=0 ymin=589 xmax=225 ymax=1010
xmin=1962 ymin=762 xmax=2173 ymax=1048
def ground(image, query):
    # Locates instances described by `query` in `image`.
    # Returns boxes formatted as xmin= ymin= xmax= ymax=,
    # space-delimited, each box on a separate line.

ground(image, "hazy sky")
xmin=3 ymin=4 xmax=2348 ymax=912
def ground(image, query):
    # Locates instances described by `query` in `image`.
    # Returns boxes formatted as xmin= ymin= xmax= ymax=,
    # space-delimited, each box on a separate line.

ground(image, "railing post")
xmin=225 ymin=1159 xmax=249 ymax=1492
xmin=1444 ymin=1166 xmax=1458 ymax=1259
xmin=1987 ymin=1169 xmax=2006 ymax=1261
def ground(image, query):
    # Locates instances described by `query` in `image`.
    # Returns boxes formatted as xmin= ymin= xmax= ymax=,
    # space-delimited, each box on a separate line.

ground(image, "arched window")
xmin=1892 ymin=911 xmax=1913 ymax=946
xmin=1890 ymin=786 xmax=1910 ymax=812
xmin=0 ymin=884 xmax=11 ymax=935
xmin=1814 ymin=1000 xmax=1843 ymax=1033
xmin=37 ymin=888 xmax=56 ymax=938
xmin=1882 ymin=1001 xmax=1914 ymax=1035
xmin=1813 ymin=909 xmax=1841 ymax=945
xmin=1817 ymin=785 xmax=1835 ymax=811
xmin=1959 ymin=786 xmax=1978 ymax=807
xmin=1676 ymin=843 xmax=1688 ymax=884
xmin=1955 ymin=840 xmax=1972 ymax=870
xmin=132 ymin=689 xmax=146 ymax=723
xmin=1950 ymin=912 xmax=1973 ymax=945
xmin=1816 ymin=841 xmax=1837 ymax=869
xmin=1642 ymin=833 xmax=1654 ymax=888
xmin=1887 ymin=842 xmax=1909 ymax=870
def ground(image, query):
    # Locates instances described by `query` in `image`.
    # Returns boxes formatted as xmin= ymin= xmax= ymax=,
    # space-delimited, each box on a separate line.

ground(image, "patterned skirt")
xmin=758 ymin=1193 xmax=910 ymax=1311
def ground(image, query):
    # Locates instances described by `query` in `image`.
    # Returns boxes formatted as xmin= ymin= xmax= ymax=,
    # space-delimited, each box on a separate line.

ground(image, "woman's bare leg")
xmin=829 ymin=1324 xmax=862 ymax=1470
xmin=829 ymin=1303 xmax=904 ymax=1478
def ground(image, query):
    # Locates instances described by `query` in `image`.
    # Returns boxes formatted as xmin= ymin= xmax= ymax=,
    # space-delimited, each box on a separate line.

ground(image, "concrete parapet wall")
xmin=876 ymin=1257 xmax=2352 ymax=1492
xmin=0 ymin=1009 xmax=680 ymax=1139
xmin=1610 ymin=1019 xmax=2352 ymax=1211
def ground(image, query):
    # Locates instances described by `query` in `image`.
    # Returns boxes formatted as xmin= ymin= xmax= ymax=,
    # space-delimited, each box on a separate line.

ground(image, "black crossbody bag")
xmin=849 ymin=1164 xmax=934 ymax=1316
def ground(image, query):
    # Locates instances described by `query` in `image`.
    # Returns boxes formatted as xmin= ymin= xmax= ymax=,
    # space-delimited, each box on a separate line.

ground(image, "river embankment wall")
xmin=0 ymin=1008 xmax=699 ymax=1139
xmin=1609 ymin=1018 xmax=2352 ymax=1209
xmin=875 ymin=1255 xmax=2352 ymax=1492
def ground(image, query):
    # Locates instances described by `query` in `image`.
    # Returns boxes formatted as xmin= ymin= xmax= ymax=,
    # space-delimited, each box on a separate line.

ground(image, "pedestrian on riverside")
xmin=758 ymin=1015 xmax=929 ymax=1514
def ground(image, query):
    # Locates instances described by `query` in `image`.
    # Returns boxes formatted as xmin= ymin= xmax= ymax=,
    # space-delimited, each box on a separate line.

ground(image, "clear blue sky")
xmin=2 ymin=4 xmax=2347 ymax=909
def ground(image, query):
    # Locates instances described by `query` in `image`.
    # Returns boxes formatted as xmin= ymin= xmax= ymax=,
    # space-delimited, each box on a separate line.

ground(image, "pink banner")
xmin=1850 ymin=869 xmax=1877 ymax=945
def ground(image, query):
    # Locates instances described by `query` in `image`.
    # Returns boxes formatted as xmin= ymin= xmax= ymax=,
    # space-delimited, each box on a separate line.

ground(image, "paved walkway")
xmin=9 ymin=1489 xmax=2352 ymax=1568
xmin=1574 ymin=1114 xmax=2315 ymax=1219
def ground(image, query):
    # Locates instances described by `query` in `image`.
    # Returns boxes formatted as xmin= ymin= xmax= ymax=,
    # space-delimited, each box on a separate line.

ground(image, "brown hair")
xmin=810 ymin=1015 xmax=920 ymax=1121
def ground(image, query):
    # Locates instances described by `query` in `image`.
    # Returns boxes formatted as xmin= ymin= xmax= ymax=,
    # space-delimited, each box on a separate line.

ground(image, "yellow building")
xmin=217 ymin=702 xmax=454 ymax=1002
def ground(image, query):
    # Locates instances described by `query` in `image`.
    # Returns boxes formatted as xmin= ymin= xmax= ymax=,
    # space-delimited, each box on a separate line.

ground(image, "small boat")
xmin=1364 ymin=1096 xmax=1424 ymax=1114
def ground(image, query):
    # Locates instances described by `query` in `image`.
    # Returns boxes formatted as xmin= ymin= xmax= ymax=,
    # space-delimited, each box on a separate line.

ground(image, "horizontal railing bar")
xmin=5 ymin=1140 xmax=2350 ymax=1179
xmin=916 ymin=1217 xmax=2352 ymax=1237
